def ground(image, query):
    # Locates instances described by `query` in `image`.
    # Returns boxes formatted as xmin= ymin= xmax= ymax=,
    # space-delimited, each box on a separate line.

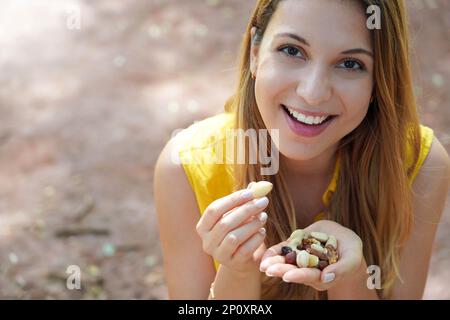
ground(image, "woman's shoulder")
xmin=415 ymin=131 xmax=450 ymax=180
xmin=406 ymin=124 xmax=434 ymax=183
xmin=409 ymin=124 xmax=450 ymax=194
xmin=172 ymin=112 xmax=236 ymax=214
xmin=410 ymin=129 xmax=450 ymax=223
xmin=175 ymin=112 xmax=235 ymax=152
xmin=426 ymin=135 xmax=450 ymax=171
xmin=153 ymin=134 xmax=217 ymax=298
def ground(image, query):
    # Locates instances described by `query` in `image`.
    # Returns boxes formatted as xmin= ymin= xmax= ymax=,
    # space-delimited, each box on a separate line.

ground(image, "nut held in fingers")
xmin=249 ymin=181 xmax=273 ymax=199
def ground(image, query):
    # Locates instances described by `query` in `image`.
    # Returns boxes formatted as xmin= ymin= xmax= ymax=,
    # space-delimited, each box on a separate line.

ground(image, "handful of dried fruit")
xmin=281 ymin=229 xmax=339 ymax=271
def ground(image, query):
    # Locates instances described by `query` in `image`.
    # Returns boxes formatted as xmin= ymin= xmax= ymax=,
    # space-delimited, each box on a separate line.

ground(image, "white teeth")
xmin=298 ymin=112 xmax=306 ymax=122
xmin=305 ymin=116 xmax=314 ymax=125
xmin=285 ymin=106 xmax=329 ymax=125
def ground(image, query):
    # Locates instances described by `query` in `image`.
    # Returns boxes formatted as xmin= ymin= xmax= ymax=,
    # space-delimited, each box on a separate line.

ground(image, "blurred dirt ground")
xmin=0 ymin=0 xmax=448 ymax=299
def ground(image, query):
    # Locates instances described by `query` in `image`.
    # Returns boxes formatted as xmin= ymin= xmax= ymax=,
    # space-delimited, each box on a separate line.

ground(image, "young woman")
xmin=154 ymin=0 xmax=450 ymax=299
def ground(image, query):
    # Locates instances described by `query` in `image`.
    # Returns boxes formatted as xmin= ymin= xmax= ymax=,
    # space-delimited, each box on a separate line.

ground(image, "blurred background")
xmin=0 ymin=0 xmax=448 ymax=299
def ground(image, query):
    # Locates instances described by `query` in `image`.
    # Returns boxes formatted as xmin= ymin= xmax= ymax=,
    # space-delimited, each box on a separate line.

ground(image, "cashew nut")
xmin=325 ymin=235 xmax=337 ymax=250
xmin=310 ymin=231 xmax=329 ymax=243
xmin=248 ymin=181 xmax=273 ymax=199
xmin=296 ymin=250 xmax=310 ymax=268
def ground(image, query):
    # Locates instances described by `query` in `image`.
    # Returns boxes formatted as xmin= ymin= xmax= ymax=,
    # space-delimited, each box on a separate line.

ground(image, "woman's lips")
xmin=281 ymin=104 xmax=336 ymax=138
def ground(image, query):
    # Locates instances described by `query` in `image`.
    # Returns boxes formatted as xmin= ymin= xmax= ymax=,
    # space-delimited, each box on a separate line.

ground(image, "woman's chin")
xmin=277 ymin=141 xmax=325 ymax=162
xmin=266 ymin=120 xmax=337 ymax=162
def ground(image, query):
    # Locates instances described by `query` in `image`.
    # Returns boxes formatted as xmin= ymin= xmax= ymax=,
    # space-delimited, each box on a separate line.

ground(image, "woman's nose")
xmin=296 ymin=65 xmax=332 ymax=106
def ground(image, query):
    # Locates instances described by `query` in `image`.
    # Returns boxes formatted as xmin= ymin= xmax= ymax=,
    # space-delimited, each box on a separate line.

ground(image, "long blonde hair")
xmin=225 ymin=0 xmax=421 ymax=299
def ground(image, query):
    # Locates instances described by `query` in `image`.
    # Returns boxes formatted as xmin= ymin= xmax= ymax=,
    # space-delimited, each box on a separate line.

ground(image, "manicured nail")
xmin=258 ymin=212 xmax=268 ymax=223
xmin=240 ymin=190 xmax=253 ymax=200
xmin=260 ymin=260 xmax=268 ymax=272
xmin=254 ymin=197 xmax=269 ymax=208
xmin=283 ymin=277 xmax=290 ymax=283
xmin=266 ymin=266 xmax=278 ymax=277
xmin=258 ymin=227 xmax=266 ymax=236
xmin=323 ymin=273 xmax=335 ymax=283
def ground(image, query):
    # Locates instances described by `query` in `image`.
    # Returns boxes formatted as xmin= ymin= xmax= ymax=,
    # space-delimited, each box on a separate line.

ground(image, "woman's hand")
xmin=259 ymin=220 xmax=363 ymax=291
xmin=196 ymin=183 xmax=269 ymax=274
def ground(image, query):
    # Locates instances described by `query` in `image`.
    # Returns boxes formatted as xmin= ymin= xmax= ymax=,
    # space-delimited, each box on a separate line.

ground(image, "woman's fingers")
xmin=207 ymin=198 xmax=269 ymax=249
xmin=196 ymin=189 xmax=254 ymax=236
xmin=265 ymin=263 xmax=297 ymax=277
xmin=220 ymin=197 xmax=269 ymax=230
xmin=232 ymin=227 xmax=267 ymax=264
xmin=260 ymin=240 xmax=290 ymax=265
xmin=320 ymin=245 xmax=362 ymax=284
xmin=213 ymin=214 xmax=267 ymax=261
xmin=252 ymin=242 xmax=268 ymax=263
xmin=282 ymin=267 xmax=322 ymax=284
xmin=259 ymin=254 xmax=285 ymax=272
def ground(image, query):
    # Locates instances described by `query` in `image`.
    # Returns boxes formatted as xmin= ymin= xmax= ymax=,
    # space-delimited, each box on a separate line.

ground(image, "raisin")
xmin=281 ymin=246 xmax=292 ymax=256
xmin=285 ymin=251 xmax=297 ymax=265
xmin=318 ymin=260 xmax=329 ymax=271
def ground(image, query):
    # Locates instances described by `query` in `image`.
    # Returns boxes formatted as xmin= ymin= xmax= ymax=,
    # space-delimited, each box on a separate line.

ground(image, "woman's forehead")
xmin=265 ymin=0 xmax=371 ymax=51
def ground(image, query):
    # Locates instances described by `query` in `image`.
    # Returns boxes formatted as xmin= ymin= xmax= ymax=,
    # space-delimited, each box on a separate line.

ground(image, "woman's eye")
xmin=279 ymin=45 xmax=304 ymax=58
xmin=338 ymin=60 xmax=365 ymax=71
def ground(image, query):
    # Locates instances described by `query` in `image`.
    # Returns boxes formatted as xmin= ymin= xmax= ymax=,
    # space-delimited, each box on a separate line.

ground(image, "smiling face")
xmin=250 ymin=0 xmax=374 ymax=161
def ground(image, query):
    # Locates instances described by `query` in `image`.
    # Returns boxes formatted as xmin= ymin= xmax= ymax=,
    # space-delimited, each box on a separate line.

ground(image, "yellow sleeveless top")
xmin=177 ymin=112 xmax=434 ymax=271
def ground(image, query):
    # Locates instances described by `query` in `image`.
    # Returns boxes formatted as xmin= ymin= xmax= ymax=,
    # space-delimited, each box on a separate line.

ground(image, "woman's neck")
xmin=281 ymin=144 xmax=339 ymax=225
xmin=282 ymin=144 xmax=339 ymax=182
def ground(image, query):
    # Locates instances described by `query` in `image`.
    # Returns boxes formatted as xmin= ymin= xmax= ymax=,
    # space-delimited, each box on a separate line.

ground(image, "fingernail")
xmin=323 ymin=273 xmax=335 ymax=283
xmin=266 ymin=265 xmax=277 ymax=275
xmin=260 ymin=261 xmax=268 ymax=272
xmin=266 ymin=271 xmax=274 ymax=277
xmin=254 ymin=197 xmax=269 ymax=208
xmin=283 ymin=277 xmax=290 ymax=283
xmin=240 ymin=190 xmax=253 ymax=200
xmin=258 ymin=212 xmax=268 ymax=223
xmin=258 ymin=227 xmax=266 ymax=236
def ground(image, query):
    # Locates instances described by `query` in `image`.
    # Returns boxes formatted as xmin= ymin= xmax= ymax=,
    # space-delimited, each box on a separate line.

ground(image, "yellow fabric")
xmin=178 ymin=112 xmax=434 ymax=271
xmin=406 ymin=125 xmax=434 ymax=185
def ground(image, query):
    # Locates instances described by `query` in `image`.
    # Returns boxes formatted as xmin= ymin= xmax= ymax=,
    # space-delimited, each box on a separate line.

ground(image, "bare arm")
xmin=391 ymin=136 xmax=450 ymax=299
xmin=154 ymin=135 xmax=266 ymax=299
xmin=154 ymin=137 xmax=216 ymax=299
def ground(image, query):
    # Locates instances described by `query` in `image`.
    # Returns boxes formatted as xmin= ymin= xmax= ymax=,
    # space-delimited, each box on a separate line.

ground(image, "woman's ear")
xmin=250 ymin=27 xmax=260 ymax=78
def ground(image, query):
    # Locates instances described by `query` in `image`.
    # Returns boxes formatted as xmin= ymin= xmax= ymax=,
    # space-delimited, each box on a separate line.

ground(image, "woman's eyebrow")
xmin=274 ymin=32 xmax=373 ymax=59
xmin=340 ymin=48 xmax=373 ymax=59
xmin=274 ymin=32 xmax=310 ymax=46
